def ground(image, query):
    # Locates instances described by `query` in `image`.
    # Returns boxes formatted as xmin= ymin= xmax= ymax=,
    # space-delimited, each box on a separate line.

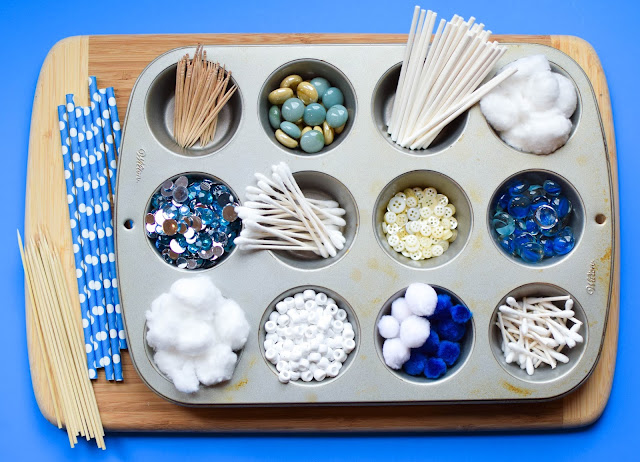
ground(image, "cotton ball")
xmin=404 ymin=283 xmax=437 ymax=316
xmin=174 ymin=318 xmax=215 ymax=355
xmin=154 ymin=350 xmax=199 ymax=394
xmin=524 ymin=71 xmax=559 ymax=111
xmin=399 ymin=315 xmax=431 ymax=348
xmin=555 ymin=73 xmax=578 ymax=118
xmin=377 ymin=315 xmax=400 ymax=339
xmin=215 ymin=298 xmax=250 ymax=351
xmin=479 ymin=92 xmax=520 ymax=132
xmin=503 ymin=54 xmax=550 ymax=79
xmin=146 ymin=293 xmax=183 ymax=350
xmin=390 ymin=297 xmax=412 ymax=322
xmin=170 ymin=275 xmax=222 ymax=314
xmin=194 ymin=343 xmax=238 ymax=386
xmin=382 ymin=337 xmax=410 ymax=370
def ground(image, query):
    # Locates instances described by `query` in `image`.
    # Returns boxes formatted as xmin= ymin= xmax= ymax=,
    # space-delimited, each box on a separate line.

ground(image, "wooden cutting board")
xmin=25 ymin=34 xmax=619 ymax=431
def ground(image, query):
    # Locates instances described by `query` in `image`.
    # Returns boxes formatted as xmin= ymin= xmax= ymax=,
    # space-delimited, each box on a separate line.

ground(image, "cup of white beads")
xmin=374 ymin=170 xmax=472 ymax=269
xmin=490 ymin=283 xmax=588 ymax=383
xmin=260 ymin=286 xmax=359 ymax=384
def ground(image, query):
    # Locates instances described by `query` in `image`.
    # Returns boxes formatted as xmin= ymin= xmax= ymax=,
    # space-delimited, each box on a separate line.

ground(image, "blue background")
xmin=2 ymin=0 xmax=638 ymax=459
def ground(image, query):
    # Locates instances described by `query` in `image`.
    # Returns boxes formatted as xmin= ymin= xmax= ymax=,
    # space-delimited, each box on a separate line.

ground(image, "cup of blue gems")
xmin=488 ymin=171 xmax=584 ymax=265
xmin=145 ymin=174 xmax=242 ymax=270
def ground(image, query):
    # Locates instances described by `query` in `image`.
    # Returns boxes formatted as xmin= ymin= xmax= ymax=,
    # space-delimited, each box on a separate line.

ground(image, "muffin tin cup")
xmin=116 ymin=43 xmax=614 ymax=406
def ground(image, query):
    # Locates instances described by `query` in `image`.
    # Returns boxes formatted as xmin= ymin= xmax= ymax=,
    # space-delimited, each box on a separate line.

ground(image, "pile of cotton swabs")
xmin=388 ymin=6 xmax=517 ymax=150
xmin=234 ymin=163 xmax=346 ymax=258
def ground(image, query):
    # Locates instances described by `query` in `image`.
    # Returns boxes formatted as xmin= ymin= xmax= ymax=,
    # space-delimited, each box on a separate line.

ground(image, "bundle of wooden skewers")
xmin=173 ymin=45 xmax=238 ymax=148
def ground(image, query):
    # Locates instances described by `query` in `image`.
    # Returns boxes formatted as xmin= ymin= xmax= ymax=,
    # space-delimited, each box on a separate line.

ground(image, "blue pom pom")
xmin=417 ymin=330 xmax=440 ymax=355
xmin=424 ymin=357 xmax=447 ymax=379
xmin=437 ymin=340 xmax=461 ymax=366
xmin=430 ymin=294 xmax=452 ymax=321
xmin=451 ymin=304 xmax=472 ymax=324
xmin=435 ymin=319 xmax=466 ymax=341
xmin=403 ymin=351 xmax=427 ymax=376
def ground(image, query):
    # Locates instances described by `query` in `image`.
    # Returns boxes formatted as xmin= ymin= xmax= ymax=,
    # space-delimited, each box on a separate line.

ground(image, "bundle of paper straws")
xmin=234 ymin=163 xmax=346 ymax=258
xmin=496 ymin=295 xmax=584 ymax=376
xmin=56 ymin=77 xmax=125 ymax=381
xmin=388 ymin=6 xmax=517 ymax=150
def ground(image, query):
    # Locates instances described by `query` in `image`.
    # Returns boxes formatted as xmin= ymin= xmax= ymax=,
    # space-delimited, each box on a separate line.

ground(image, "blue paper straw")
xmin=105 ymin=87 xmax=122 ymax=156
xmin=77 ymin=107 xmax=123 ymax=381
xmin=98 ymin=88 xmax=118 ymax=195
xmin=57 ymin=105 xmax=97 ymax=380
xmin=88 ymin=77 xmax=116 ymax=197
xmin=66 ymin=95 xmax=114 ymax=380
xmin=83 ymin=106 xmax=126 ymax=360
xmin=87 ymin=103 xmax=128 ymax=350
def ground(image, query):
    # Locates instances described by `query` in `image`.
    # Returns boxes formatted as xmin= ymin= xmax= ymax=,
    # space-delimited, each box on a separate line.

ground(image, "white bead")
xmin=265 ymin=332 xmax=278 ymax=342
xmin=264 ymin=339 xmax=275 ymax=350
xmin=276 ymin=360 xmax=289 ymax=372
xmin=294 ymin=293 xmax=305 ymax=309
xmin=276 ymin=327 xmax=286 ymax=337
xmin=336 ymin=309 xmax=347 ymax=321
xmin=284 ymin=327 xmax=294 ymax=338
xmin=301 ymin=370 xmax=314 ymax=382
xmin=342 ymin=329 xmax=355 ymax=340
xmin=308 ymin=311 xmax=319 ymax=324
xmin=303 ymin=300 xmax=316 ymax=312
xmin=313 ymin=369 xmax=327 ymax=381
xmin=326 ymin=363 xmax=341 ymax=377
xmin=315 ymin=292 xmax=328 ymax=306
xmin=288 ymin=310 xmax=300 ymax=324
xmin=309 ymin=352 xmax=321 ymax=362
xmin=275 ymin=301 xmax=289 ymax=314
xmin=318 ymin=343 xmax=328 ymax=355
xmin=318 ymin=357 xmax=330 ymax=370
xmin=331 ymin=320 xmax=344 ymax=332
xmin=325 ymin=347 xmax=334 ymax=359
xmin=298 ymin=358 xmax=310 ymax=371
xmin=303 ymin=289 xmax=316 ymax=300
xmin=290 ymin=371 xmax=301 ymax=381
xmin=265 ymin=320 xmax=277 ymax=333
xmin=268 ymin=311 xmax=279 ymax=322
xmin=290 ymin=347 xmax=302 ymax=361
xmin=299 ymin=310 xmax=309 ymax=323
xmin=289 ymin=360 xmax=300 ymax=371
xmin=284 ymin=297 xmax=295 ymax=310
xmin=277 ymin=314 xmax=290 ymax=326
xmin=280 ymin=351 xmax=291 ymax=361
xmin=283 ymin=339 xmax=294 ymax=351
xmin=333 ymin=349 xmax=347 ymax=363
xmin=265 ymin=348 xmax=279 ymax=363
xmin=318 ymin=314 xmax=332 ymax=331
xmin=343 ymin=338 xmax=356 ymax=353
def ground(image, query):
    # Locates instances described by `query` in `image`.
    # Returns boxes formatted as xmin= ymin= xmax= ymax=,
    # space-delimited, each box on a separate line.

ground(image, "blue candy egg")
xmin=303 ymin=103 xmax=327 ymax=126
xmin=321 ymin=86 xmax=344 ymax=108
xmin=268 ymin=105 xmax=281 ymax=129
xmin=281 ymin=97 xmax=305 ymax=122
xmin=300 ymin=130 xmax=325 ymax=153
xmin=310 ymin=77 xmax=330 ymax=99
xmin=507 ymin=195 xmax=531 ymax=219
xmin=325 ymin=104 xmax=348 ymax=128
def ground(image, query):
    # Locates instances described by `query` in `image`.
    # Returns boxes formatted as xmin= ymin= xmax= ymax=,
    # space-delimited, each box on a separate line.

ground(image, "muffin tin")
xmin=115 ymin=43 xmax=614 ymax=405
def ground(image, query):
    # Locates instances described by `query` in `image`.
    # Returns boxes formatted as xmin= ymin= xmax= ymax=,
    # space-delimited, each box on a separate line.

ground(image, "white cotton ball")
xmin=145 ymin=293 xmax=183 ymax=350
xmin=214 ymin=298 xmax=250 ymax=351
xmin=194 ymin=343 xmax=237 ymax=386
xmin=153 ymin=350 xmax=199 ymax=394
xmin=503 ymin=112 xmax=571 ymax=155
xmin=524 ymin=71 xmax=559 ymax=111
xmin=479 ymin=92 xmax=520 ymax=132
xmin=382 ymin=338 xmax=410 ymax=370
xmin=390 ymin=297 xmax=412 ymax=322
xmin=174 ymin=318 xmax=215 ymax=355
xmin=399 ymin=315 xmax=430 ymax=348
xmin=404 ymin=283 xmax=437 ymax=316
xmin=377 ymin=315 xmax=400 ymax=339
xmin=170 ymin=275 xmax=222 ymax=314
xmin=503 ymin=54 xmax=550 ymax=80
xmin=555 ymin=73 xmax=578 ymax=118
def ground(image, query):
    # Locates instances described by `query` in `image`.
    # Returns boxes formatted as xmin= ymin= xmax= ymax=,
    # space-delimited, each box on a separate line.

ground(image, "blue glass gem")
xmin=539 ymin=236 xmax=555 ymax=257
xmin=499 ymin=236 xmax=516 ymax=254
xmin=520 ymin=241 xmax=545 ymax=263
xmin=527 ymin=186 xmax=546 ymax=202
xmin=497 ymin=192 xmax=510 ymax=211
xmin=540 ymin=221 xmax=562 ymax=237
xmin=553 ymin=227 xmax=575 ymax=255
xmin=197 ymin=190 xmax=214 ymax=205
xmin=508 ymin=179 xmax=528 ymax=196
xmin=492 ymin=211 xmax=515 ymax=236
xmin=508 ymin=195 xmax=531 ymax=219
xmin=543 ymin=180 xmax=562 ymax=196
xmin=530 ymin=195 xmax=550 ymax=211
xmin=534 ymin=204 xmax=559 ymax=229
xmin=524 ymin=217 xmax=539 ymax=235
xmin=551 ymin=195 xmax=572 ymax=218
xmin=514 ymin=232 xmax=535 ymax=252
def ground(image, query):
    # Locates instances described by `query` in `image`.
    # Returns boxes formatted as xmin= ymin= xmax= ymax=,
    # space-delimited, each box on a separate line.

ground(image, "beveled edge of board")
xmin=25 ymin=33 xmax=618 ymax=431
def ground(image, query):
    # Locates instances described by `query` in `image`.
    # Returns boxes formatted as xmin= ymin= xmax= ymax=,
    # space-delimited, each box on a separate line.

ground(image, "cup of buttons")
xmin=374 ymin=170 xmax=472 ymax=269
xmin=260 ymin=286 xmax=359 ymax=384
xmin=259 ymin=59 xmax=356 ymax=155
xmin=489 ymin=171 xmax=584 ymax=265
xmin=145 ymin=174 xmax=242 ymax=269
xmin=375 ymin=284 xmax=474 ymax=383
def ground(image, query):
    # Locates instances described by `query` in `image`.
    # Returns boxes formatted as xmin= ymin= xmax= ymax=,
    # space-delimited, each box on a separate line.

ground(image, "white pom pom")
xmin=377 ymin=315 xmax=400 ymax=339
xmin=382 ymin=338 xmax=410 ymax=370
xmin=399 ymin=315 xmax=430 ymax=348
xmin=404 ymin=283 xmax=437 ymax=316
xmin=390 ymin=297 xmax=412 ymax=322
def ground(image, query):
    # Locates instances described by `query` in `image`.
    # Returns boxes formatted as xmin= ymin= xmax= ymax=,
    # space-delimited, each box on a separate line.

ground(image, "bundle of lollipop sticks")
xmin=173 ymin=45 xmax=238 ymax=148
xmin=234 ymin=163 xmax=346 ymax=258
xmin=388 ymin=6 xmax=517 ymax=150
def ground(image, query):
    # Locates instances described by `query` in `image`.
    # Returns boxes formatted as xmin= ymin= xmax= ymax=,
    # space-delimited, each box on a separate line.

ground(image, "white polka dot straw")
xmin=105 ymin=87 xmax=122 ymax=155
xmin=89 ymin=78 xmax=116 ymax=198
xmin=79 ymin=107 xmax=123 ymax=381
xmin=57 ymin=104 xmax=97 ymax=379
xmin=66 ymin=95 xmax=114 ymax=380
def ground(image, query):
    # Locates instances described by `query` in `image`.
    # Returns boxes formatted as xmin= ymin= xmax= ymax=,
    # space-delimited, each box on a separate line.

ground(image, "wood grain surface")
xmin=25 ymin=34 xmax=619 ymax=431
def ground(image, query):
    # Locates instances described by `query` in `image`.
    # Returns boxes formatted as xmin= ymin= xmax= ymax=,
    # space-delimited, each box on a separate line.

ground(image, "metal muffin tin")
xmin=115 ymin=43 xmax=614 ymax=406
